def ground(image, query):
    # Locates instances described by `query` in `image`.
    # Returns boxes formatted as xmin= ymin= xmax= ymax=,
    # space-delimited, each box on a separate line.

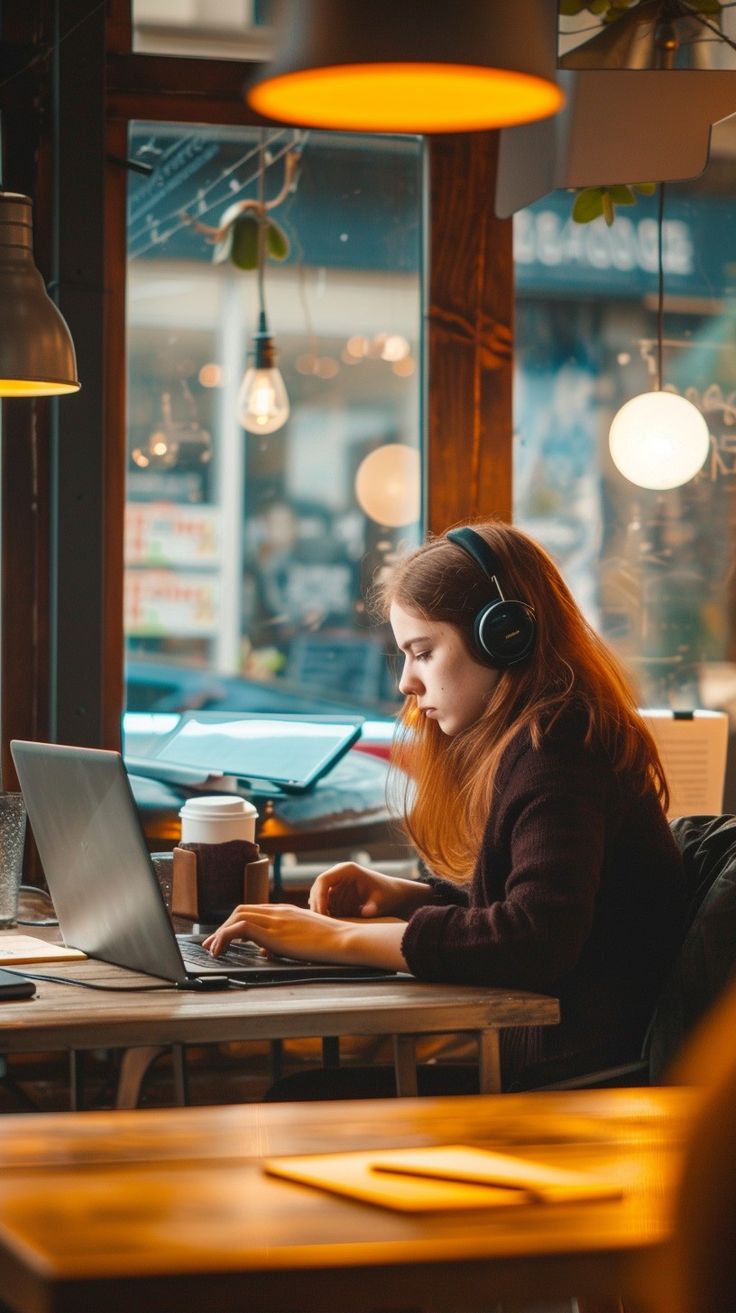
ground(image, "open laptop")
xmin=10 ymin=739 xmax=393 ymax=989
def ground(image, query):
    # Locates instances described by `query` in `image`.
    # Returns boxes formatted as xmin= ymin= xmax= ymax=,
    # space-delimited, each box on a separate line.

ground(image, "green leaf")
xmin=265 ymin=216 xmax=290 ymax=261
xmin=608 ymin=184 xmax=635 ymax=205
xmin=633 ymin=182 xmax=657 ymax=195
xmin=572 ymin=187 xmax=604 ymax=223
xmin=587 ymin=0 xmax=611 ymax=14
xmin=602 ymin=191 xmax=615 ymax=226
xmin=559 ymin=0 xmax=587 ymax=12
xmin=229 ymin=214 xmax=261 ymax=270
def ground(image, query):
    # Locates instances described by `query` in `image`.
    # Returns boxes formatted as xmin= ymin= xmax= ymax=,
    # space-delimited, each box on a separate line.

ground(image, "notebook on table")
xmin=10 ymin=739 xmax=394 ymax=990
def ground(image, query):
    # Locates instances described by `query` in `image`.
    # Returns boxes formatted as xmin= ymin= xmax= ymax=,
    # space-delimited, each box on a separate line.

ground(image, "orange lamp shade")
xmin=248 ymin=0 xmax=564 ymax=134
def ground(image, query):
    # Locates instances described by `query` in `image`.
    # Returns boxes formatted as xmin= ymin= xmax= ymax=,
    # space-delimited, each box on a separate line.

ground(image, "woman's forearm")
xmin=343 ymin=920 xmax=410 ymax=972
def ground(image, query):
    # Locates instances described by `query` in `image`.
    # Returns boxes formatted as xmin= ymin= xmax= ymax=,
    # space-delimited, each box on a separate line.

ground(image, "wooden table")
xmin=0 ymin=940 xmax=559 ymax=1107
xmin=0 ymin=1086 xmax=695 ymax=1313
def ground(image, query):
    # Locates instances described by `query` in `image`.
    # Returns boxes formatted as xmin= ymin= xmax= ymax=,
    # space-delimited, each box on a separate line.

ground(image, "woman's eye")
xmin=415 ymin=651 xmax=431 ymax=662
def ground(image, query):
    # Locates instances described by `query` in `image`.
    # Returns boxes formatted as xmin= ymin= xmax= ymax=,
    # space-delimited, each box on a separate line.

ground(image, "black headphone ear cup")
xmin=474 ymin=600 xmax=536 ymax=667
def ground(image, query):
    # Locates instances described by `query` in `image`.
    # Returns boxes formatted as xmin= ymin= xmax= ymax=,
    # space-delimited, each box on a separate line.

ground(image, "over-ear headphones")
xmin=446 ymin=527 xmax=536 ymax=668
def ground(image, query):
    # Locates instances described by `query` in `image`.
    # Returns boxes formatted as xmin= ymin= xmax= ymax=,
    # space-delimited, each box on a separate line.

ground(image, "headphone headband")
xmin=447 ymin=527 xmax=504 ymax=582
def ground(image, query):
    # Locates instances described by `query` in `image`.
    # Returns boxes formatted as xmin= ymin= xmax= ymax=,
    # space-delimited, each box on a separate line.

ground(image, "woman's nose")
xmin=399 ymin=662 xmax=423 ymax=697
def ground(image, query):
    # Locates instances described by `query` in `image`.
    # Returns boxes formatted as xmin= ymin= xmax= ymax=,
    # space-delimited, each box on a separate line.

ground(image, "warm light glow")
xmin=237 ymin=366 xmax=290 ymax=434
xmin=346 ymin=335 xmax=369 ymax=359
xmin=249 ymin=63 xmax=564 ymax=133
xmin=0 ymin=378 xmax=80 ymax=396
xmin=381 ymin=334 xmax=410 ymax=363
xmin=198 ymin=362 xmax=224 ymax=388
xmin=609 ymin=391 xmax=710 ymax=490
xmin=355 ymin=443 xmax=420 ymax=527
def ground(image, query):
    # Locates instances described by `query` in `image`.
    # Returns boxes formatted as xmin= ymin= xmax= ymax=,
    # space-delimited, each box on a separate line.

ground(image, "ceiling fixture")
xmin=0 ymin=193 xmax=80 ymax=397
xmin=247 ymin=0 xmax=564 ymax=134
xmin=608 ymin=184 xmax=709 ymax=491
xmin=237 ymin=137 xmax=290 ymax=436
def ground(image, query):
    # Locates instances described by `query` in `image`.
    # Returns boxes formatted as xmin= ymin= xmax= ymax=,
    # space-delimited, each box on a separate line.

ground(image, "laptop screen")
xmin=149 ymin=711 xmax=363 ymax=791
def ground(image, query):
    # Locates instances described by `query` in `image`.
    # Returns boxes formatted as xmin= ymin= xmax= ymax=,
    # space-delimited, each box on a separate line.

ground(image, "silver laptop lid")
xmin=10 ymin=740 xmax=188 ymax=983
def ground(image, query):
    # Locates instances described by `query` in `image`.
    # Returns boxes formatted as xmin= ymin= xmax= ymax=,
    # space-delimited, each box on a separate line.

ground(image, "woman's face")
xmin=390 ymin=601 xmax=500 ymax=737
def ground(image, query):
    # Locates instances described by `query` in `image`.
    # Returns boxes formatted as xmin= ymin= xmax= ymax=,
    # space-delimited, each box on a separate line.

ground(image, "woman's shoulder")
xmin=497 ymin=701 xmax=608 ymax=784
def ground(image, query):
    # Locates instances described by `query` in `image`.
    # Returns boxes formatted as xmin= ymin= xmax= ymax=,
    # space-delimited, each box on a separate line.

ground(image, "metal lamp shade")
xmin=247 ymin=0 xmax=563 ymax=133
xmin=0 ymin=193 xmax=80 ymax=397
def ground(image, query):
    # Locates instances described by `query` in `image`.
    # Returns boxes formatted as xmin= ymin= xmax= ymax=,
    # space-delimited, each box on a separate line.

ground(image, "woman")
xmin=205 ymin=521 xmax=685 ymax=1087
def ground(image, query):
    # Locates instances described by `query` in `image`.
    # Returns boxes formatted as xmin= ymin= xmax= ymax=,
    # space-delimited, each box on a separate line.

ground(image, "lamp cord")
xmin=257 ymin=129 xmax=267 ymax=324
xmin=658 ymin=181 xmax=666 ymax=392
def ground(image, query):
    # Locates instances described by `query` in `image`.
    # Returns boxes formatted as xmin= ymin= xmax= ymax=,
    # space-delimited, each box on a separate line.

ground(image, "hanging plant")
xmin=559 ymin=0 xmax=723 ymax=22
xmin=181 ymin=146 xmax=300 ymax=270
xmin=211 ymin=202 xmax=290 ymax=269
xmin=572 ymin=181 xmax=656 ymax=225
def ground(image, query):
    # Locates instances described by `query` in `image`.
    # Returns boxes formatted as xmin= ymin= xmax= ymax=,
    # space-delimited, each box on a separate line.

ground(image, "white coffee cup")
xmin=179 ymin=795 xmax=258 ymax=845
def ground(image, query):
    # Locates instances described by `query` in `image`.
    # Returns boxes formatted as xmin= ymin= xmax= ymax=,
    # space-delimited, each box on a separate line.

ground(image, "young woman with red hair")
xmin=206 ymin=521 xmax=685 ymax=1088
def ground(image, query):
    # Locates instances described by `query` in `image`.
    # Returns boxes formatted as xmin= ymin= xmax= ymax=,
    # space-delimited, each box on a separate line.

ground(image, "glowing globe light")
xmin=355 ymin=443 xmax=420 ymax=527
xmin=609 ymin=391 xmax=710 ymax=491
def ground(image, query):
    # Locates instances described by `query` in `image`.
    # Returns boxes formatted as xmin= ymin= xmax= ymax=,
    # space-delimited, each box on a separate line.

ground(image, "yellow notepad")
xmin=263 ymin=1145 xmax=622 ymax=1212
xmin=370 ymin=1145 xmax=623 ymax=1204
xmin=264 ymin=1149 xmax=530 ymax=1212
xmin=0 ymin=935 xmax=87 ymax=964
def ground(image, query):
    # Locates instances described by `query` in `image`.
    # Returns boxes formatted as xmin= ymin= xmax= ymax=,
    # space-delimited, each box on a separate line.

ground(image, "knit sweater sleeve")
xmin=400 ymin=733 xmax=612 ymax=987
xmin=416 ymin=859 xmax=470 ymax=908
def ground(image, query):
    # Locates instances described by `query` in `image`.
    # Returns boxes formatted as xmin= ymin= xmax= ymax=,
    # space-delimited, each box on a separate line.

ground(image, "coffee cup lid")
xmin=179 ymin=795 xmax=258 ymax=820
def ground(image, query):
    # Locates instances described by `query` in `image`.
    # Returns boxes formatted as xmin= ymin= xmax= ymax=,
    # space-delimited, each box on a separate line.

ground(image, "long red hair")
xmin=374 ymin=520 xmax=669 ymax=881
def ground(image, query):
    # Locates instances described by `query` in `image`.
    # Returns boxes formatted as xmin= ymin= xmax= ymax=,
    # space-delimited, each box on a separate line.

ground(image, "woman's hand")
xmin=202 ymin=903 xmax=355 ymax=964
xmin=201 ymin=901 xmax=410 ymax=972
xmin=309 ymin=862 xmax=434 ymax=920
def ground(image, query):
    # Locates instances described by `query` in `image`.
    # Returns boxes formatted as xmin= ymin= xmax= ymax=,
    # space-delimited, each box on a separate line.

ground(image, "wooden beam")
xmin=107 ymin=52 xmax=268 ymax=126
xmin=425 ymin=133 xmax=513 ymax=533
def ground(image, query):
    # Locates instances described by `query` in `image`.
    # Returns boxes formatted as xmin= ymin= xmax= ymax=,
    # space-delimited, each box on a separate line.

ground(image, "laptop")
xmin=10 ymin=739 xmax=393 ymax=990
xmin=125 ymin=711 xmax=364 ymax=795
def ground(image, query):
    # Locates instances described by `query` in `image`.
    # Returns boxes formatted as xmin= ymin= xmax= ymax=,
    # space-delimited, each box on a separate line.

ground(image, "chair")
xmin=531 ymin=813 xmax=736 ymax=1091
xmin=633 ymin=975 xmax=736 ymax=1313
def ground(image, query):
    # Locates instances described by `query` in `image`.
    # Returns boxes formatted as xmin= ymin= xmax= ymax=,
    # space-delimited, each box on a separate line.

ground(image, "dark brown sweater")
xmin=400 ymin=713 xmax=686 ymax=1085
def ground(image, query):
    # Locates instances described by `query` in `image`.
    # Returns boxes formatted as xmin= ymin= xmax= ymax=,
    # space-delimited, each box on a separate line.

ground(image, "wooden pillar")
xmin=425 ymin=132 xmax=513 ymax=534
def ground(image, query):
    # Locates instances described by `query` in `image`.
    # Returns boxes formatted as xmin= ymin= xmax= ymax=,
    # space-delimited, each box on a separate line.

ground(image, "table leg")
xmin=477 ymin=1029 xmax=502 ymax=1093
xmin=115 ymin=1046 xmax=167 ymax=1109
xmin=392 ymin=1034 xmax=418 ymax=1097
xmin=172 ymin=1044 xmax=188 ymax=1105
xmin=322 ymin=1037 xmax=340 ymax=1068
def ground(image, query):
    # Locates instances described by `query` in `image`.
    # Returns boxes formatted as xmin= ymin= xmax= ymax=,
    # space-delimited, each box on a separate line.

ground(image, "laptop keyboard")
xmin=179 ymin=938 xmax=269 ymax=969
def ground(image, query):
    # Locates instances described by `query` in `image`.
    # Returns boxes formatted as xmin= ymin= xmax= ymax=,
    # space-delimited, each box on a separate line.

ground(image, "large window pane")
xmin=513 ymin=119 xmax=736 ymax=802
xmin=125 ymin=126 xmax=422 ymax=718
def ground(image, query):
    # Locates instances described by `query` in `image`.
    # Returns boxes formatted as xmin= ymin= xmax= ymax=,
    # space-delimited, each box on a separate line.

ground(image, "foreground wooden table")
xmin=0 ymin=1087 xmax=694 ymax=1313
xmin=0 ymin=938 xmax=559 ymax=1105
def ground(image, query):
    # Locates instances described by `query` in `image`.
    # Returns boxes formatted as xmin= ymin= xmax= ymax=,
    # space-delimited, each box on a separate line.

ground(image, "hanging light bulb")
xmin=0 ymin=193 xmax=80 ymax=396
xmin=237 ymin=134 xmax=290 ymax=436
xmin=237 ymin=310 xmax=290 ymax=434
xmin=609 ymin=183 xmax=709 ymax=490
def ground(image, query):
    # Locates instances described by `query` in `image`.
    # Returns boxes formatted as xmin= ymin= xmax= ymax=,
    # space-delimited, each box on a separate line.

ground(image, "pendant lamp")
xmin=237 ymin=136 xmax=289 ymax=435
xmin=608 ymin=184 xmax=709 ymax=491
xmin=247 ymin=0 xmax=564 ymax=134
xmin=0 ymin=193 xmax=80 ymax=397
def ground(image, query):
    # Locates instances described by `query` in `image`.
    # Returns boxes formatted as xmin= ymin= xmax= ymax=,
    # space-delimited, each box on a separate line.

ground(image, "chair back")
xmin=646 ymin=814 xmax=736 ymax=1081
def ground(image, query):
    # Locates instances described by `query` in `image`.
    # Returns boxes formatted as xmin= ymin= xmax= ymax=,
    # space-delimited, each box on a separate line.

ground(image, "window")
xmin=513 ymin=117 xmax=736 ymax=800
xmin=125 ymin=125 xmax=422 ymax=718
